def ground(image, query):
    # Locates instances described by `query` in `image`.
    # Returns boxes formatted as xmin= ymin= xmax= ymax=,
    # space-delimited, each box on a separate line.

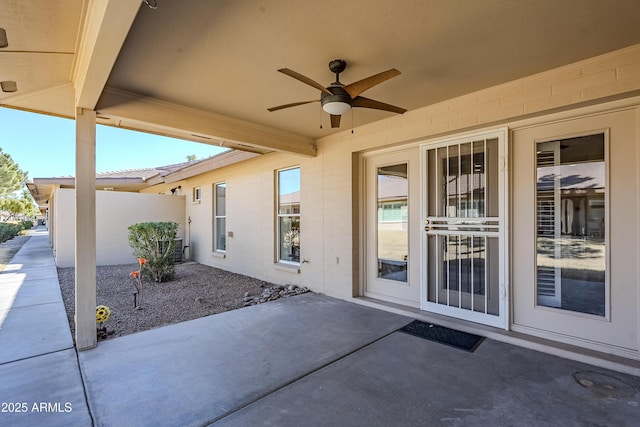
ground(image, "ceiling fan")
xmin=268 ymin=59 xmax=406 ymax=128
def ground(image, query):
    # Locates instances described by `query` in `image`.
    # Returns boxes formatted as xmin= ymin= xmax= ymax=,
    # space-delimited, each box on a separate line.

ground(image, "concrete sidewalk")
xmin=0 ymin=228 xmax=92 ymax=426
xmin=1 ymin=229 xmax=639 ymax=426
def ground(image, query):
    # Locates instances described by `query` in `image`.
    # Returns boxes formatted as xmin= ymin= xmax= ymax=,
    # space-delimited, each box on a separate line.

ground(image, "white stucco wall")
xmin=160 ymin=153 xmax=329 ymax=294
xmin=53 ymin=189 xmax=185 ymax=267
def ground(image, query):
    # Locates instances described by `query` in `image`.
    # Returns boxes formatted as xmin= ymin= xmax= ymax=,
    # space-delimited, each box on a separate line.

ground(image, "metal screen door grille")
xmin=425 ymin=138 xmax=500 ymax=317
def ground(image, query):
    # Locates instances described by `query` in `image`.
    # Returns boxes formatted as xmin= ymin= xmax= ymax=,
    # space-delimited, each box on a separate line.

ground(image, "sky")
xmin=0 ymin=108 xmax=228 ymax=180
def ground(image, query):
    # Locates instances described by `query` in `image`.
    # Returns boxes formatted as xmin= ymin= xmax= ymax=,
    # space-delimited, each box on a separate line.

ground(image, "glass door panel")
xmin=377 ymin=164 xmax=408 ymax=282
xmin=535 ymin=134 xmax=606 ymax=316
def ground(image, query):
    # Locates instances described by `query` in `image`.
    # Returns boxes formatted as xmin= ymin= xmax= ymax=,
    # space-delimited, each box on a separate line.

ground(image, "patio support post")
xmin=75 ymin=107 xmax=97 ymax=350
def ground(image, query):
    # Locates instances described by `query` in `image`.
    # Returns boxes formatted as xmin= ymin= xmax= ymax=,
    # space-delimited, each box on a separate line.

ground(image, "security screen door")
xmin=422 ymin=130 xmax=507 ymax=328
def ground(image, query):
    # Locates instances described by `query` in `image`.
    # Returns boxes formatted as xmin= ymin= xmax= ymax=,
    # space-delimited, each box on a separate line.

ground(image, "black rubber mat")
xmin=399 ymin=320 xmax=484 ymax=352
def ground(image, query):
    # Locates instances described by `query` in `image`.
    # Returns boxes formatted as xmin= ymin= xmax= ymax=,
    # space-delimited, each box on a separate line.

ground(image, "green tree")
xmin=0 ymin=148 xmax=27 ymax=197
xmin=0 ymin=190 xmax=38 ymax=221
xmin=185 ymin=154 xmax=197 ymax=162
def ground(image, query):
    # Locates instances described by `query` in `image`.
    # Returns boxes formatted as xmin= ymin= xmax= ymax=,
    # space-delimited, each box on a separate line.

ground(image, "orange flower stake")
xmin=130 ymin=258 xmax=147 ymax=309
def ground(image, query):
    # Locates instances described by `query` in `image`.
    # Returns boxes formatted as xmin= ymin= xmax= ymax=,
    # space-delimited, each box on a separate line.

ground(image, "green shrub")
xmin=127 ymin=221 xmax=179 ymax=283
xmin=0 ymin=222 xmax=21 ymax=244
xmin=18 ymin=220 xmax=33 ymax=231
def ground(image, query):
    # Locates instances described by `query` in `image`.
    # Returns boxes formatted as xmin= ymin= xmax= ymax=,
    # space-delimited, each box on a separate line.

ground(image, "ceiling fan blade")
xmin=352 ymin=96 xmax=407 ymax=114
xmin=267 ymin=100 xmax=319 ymax=112
xmin=330 ymin=114 xmax=341 ymax=128
xmin=344 ymin=68 xmax=401 ymax=98
xmin=278 ymin=68 xmax=332 ymax=95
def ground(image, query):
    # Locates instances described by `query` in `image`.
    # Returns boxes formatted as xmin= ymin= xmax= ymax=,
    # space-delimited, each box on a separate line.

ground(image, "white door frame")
xmin=511 ymin=108 xmax=640 ymax=358
xmin=420 ymin=128 xmax=509 ymax=329
xmin=362 ymin=147 xmax=421 ymax=307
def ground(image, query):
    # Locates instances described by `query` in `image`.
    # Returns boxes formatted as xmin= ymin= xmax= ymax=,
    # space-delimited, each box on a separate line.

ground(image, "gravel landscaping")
xmin=57 ymin=262 xmax=309 ymax=341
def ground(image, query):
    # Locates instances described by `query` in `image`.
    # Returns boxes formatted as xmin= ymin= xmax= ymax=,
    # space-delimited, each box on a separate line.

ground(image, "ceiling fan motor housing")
xmin=321 ymin=85 xmax=352 ymax=113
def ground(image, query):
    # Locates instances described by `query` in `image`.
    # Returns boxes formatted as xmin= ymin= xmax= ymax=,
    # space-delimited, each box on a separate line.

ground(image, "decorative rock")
xmin=241 ymin=284 xmax=310 ymax=307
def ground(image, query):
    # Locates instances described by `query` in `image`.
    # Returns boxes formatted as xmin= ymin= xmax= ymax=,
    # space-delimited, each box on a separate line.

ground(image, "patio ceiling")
xmin=2 ymin=0 xmax=640 ymax=157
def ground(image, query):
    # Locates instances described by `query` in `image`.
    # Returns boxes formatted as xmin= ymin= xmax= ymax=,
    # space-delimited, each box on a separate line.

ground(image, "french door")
xmin=364 ymin=148 xmax=421 ymax=306
xmin=421 ymin=130 xmax=508 ymax=328
xmin=512 ymin=109 xmax=639 ymax=357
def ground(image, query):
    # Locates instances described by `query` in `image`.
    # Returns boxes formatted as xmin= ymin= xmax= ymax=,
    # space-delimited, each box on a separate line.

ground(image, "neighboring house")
xmin=6 ymin=2 xmax=640 ymax=369
xmin=27 ymin=151 xmax=258 ymax=267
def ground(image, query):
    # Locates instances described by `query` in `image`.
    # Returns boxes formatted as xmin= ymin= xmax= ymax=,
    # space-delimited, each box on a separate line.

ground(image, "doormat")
xmin=399 ymin=320 xmax=484 ymax=352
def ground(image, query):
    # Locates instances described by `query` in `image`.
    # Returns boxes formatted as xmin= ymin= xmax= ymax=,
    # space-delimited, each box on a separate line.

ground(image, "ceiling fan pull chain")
xmin=351 ymin=108 xmax=354 ymax=134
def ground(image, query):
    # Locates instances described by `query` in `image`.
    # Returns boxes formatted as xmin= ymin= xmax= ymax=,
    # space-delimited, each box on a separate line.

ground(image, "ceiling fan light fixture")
xmin=321 ymin=86 xmax=352 ymax=115
xmin=322 ymin=101 xmax=351 ymax=115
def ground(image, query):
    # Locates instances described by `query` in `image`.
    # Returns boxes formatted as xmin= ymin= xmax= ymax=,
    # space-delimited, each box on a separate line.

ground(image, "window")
xmin=536 ymin=133 xmax=606 ymax=316
xmin=376 ymin=163 xmax=408 ymax=282
xmin=213 ymin=182 xmax=226 ymax=252
xmin=276 ymin=167 xmax=300 ymax=264
xmin=193 ymin=187 xmax=202 ymax=203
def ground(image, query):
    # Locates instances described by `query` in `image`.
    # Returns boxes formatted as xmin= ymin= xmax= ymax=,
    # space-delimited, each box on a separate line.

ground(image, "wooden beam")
xmin=73 ymin=1 xmax=140 ymax=110
xmin=96 ymin=88 xmax=317 ymax=157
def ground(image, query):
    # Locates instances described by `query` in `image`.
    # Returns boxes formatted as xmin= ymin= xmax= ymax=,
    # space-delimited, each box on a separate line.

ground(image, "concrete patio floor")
xmin=1 ymin=229 xmax=639 ymax=426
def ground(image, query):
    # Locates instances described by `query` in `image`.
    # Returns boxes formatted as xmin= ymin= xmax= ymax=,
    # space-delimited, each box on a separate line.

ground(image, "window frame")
xmin=276 ymin=166 xmax=301 ymax=265
xmin=192 ymin=186 xmax=202 ymax=203
xmin=375 ymin=162 xmax=409 ymax=283
xmin=213 ymin=182 xmax=226 ymax=253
